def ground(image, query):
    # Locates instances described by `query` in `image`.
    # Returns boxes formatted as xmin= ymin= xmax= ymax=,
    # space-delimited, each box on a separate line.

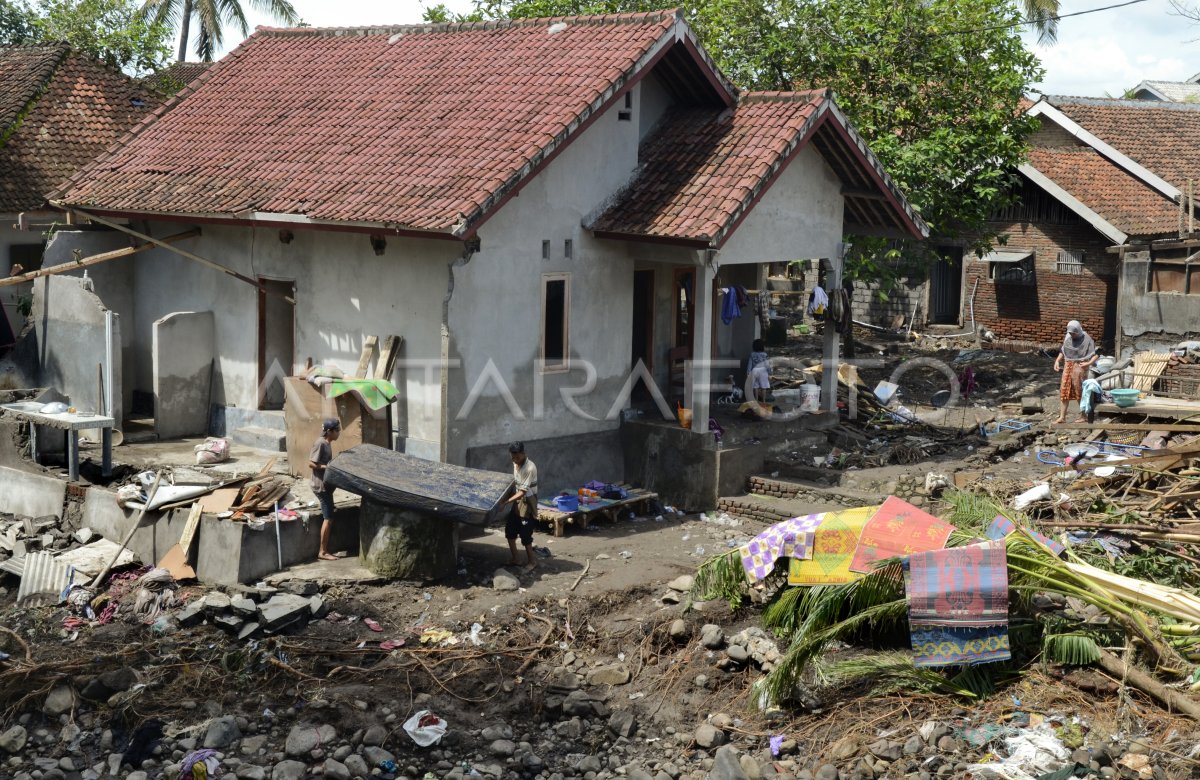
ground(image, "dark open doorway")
xmin=631 ymin=270 xmax=655 ymax=401
xmin=258 ymin=278 xmax=295 ymax=410
xmin=929 ymin=246 xmax=963 ymax=325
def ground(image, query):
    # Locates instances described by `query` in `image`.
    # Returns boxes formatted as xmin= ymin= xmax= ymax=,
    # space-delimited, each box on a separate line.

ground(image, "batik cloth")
xmin=1059 ymin=362 xmax=1084 ymax=402
xmin=907 ymin=540 xmax=1011 ymax=667
xmin=985 ymin=515 xmax=1066 ymax=556
xmin=739 ymin=513 xmax=824 ymax=582
xmin=787 ymin=506 xmax=877 ymax=585
xmin=849 ymin=497 xmax=956 ymax=573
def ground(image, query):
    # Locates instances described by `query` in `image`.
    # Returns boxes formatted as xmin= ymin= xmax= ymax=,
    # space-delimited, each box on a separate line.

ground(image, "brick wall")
xmin=967 ymin=219 xmax=1118 ymax=348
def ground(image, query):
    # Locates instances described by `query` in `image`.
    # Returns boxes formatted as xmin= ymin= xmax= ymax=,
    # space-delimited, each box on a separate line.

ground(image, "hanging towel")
xmin=735 ymin=285 xmax=749 ymax=308
xmin=907 ymin=540 xmax=1011 ymax=667
xmin=739 ymin=513 xmax=824 ymax=582
xmin=720 ymin=287 xmax=741 ymax=325
xmin=326 ymin=378 xmax=399 ymax=411
xmin=808 ymin=285 xmax=829 ymax=315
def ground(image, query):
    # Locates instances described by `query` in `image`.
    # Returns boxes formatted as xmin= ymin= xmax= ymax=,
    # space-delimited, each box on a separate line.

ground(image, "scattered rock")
xmin=0 ymin=725 xmax=27 ymax=753
xmin=489 ymin=739 xmax=516 ymax=757
xmin=493 ymin=568 xmax=520 ymax=591
xmin=343 ymin=754 xmax=370 ymax=778
xmin=903 ymin=735 xmax=924 ymax=755
xmin=81 ymin=667 xmax=138 ymax=701
xmin=694 ymin=723 xmax=727 ymax=750
xmin=203 ymin=716 xmax=242 ymax=749
xmin=588 ymin=665 xmax=632 ymax=686
xmin=42 ymin=686 xmax=75 ymax=717
xmin=285 ymin=723 xmax=336 ymax=757
xmin=709 ymin=746 xmax=749 ymax=780
xmin=608 ymin=709 xmax=636 ymax=738
xmin=668 ymin=619 xmax=690 ymax=641
xmin=481 ymin=724 xmax=513 ymax=741
xmin=815 ymin=765 xmax=840 ymax=780
xmin=361 ymin=725 xmax=387 ymax=747
xmin=699 ymin=624 xmax=725 ymax=649
xmin=562 ymin=690 xmax=596 ymax=717
xmin=361 ymin=745 xmax=395 ymax=767
xmin=272 ymin=759 xmax=307 ymax=780
xmin=667 ymin=575 xmax=695 ymax=592
xmin=726 ymin=645 xmax=749 ymax=664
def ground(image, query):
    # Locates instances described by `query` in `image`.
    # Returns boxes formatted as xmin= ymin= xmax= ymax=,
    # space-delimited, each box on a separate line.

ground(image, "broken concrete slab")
xmin=176 ymin=600 xmax=205 ymax=626
xmin=258 ymin=593 xmax=311 ymax=631
xmin=212 ymin=613 xmax=244 ymax=633
xmin=0 ymin=467 xmax=66 ymax=519
xmin=152 ymin=311 xmax=214 ymax=440
xmin=230 ymin=596 xmax=257 ymax=617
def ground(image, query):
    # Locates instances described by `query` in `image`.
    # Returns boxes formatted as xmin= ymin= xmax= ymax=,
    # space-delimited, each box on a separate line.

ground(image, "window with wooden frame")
xmin=1055 ymin=249 xmax=1084 ymax=275
xmin=540 ymin=273 xmax=571 ymax=371
xmin=1148 ymin=250 xmax=1200 ymax=295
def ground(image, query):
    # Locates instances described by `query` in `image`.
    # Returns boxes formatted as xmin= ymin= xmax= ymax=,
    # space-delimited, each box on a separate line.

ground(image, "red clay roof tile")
xmin=0 ymin=45 xmax=160 ymax=214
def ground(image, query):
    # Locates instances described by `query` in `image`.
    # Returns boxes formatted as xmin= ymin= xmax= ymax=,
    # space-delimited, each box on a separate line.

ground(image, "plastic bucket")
xmin=799 ymin=384 xmax=821 ymax=413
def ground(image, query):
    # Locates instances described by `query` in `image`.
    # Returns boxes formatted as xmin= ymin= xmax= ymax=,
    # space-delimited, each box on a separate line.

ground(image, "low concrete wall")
xmin=0 ymin=465 xmax=67 ymax=518
xmin=621 ymin=414 xmax=833 ymax=511
xmin=153 ymin=311 xmax=214 ymax=439
xmin=465 ymin=428 xmax=623 ymax=495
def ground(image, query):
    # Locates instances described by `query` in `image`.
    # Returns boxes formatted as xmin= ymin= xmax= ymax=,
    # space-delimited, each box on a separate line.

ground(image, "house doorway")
xmin=673 ymin=268 xmax=694 ymax=350
xmin=630 ymin=270 xmax=655 ymax=401
xmin=929 ymin=246 xmax=963 ymax=325
xmin=258 ymin=278 xmax=295 ymax=410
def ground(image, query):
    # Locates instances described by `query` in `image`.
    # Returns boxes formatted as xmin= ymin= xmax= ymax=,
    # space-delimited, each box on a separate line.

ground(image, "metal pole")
xmin=274 ymin=501 xmax=283 ymax=570
xmin=104 ymin=311 xmax=114 ymax=421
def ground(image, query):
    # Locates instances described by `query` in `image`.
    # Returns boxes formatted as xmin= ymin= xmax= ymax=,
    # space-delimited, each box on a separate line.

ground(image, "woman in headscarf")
xmin=1053 ymin=320 xmax=1098 ymax=424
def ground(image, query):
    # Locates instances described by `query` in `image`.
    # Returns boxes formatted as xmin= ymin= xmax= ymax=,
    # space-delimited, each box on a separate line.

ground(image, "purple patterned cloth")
xmin=739 ymin=514 xmax=824 ymax=582
xmin=985 ymin=515 xmax=1066 ymax=556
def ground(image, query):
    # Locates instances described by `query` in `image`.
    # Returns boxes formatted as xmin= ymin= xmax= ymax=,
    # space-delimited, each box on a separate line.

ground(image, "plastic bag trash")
xmin=469 ymin=623 xmax=484 ymax=646
xmin=403 ymin=709 xmax=448 ymax=747
xmin=693 ymin=545 xmax=706 ymax=556
xmin=40 ymin=401 xmax=68 ymax=414
xmin=964 ymin=725 xmax=1070 ymax=780
xmin=193 ymin=437 xmax=230 ymax=465
xmin=1013 ymin=482 xmax=1051 ymax=510
xmin=136 ymin=470 xmax=158 ymax=488
xmin=619 ymin=550 xmax=632 ymax=559
xmin=115 ymin=484 xmax=141 ymax=509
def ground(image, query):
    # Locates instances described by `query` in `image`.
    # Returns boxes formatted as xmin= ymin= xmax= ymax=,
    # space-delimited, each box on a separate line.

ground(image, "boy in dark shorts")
xmin=310 ymin=418 xmax=341 ymax=561
xmin=504 ymin=442 xmax=538 ymax=571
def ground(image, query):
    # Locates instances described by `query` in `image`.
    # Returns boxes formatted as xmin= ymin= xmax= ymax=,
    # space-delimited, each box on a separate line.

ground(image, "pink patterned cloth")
xmin=739 ymin=514 xmax=824 ymax=582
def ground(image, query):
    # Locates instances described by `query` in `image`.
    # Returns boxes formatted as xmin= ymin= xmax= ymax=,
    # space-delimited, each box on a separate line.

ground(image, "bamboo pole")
xmin=1096 ymin=649 xmax=1200 ymax=720
xmin=0 ymin=229 xmax=198 ymax=288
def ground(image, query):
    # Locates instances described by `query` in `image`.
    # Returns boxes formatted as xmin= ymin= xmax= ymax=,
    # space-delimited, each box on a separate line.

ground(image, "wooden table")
xmin=0 ymin=404 xmax=115 ymax=481
xmin=537 ymin=485 xmax=660 ymax=537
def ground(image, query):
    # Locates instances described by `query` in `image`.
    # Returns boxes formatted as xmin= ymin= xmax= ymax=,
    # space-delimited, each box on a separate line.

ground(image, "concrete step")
xmin=231 ymin=425 xmax=286 ymax=452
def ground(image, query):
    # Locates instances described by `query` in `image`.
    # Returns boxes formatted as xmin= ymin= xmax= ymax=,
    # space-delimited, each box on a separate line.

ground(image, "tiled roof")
xmin=0 ymin=44 xmax=68 ymax=141
xmin=1046 ymin=96 xmax=1200 ymax=194
xmin=0 ymin=45 xmax=159 ymax=214
xmin=589 ymin=91 xmax=927 ymax=245
xmin=1025 ymin=146 xmax=1179 ymax=238
xmin=142 ymin=61 xmax=213 ymax=95
xmin=54 ymin=11 xmax=705 ymax=233
xmin=1131 ymin=80 xmax=1200 ymax=102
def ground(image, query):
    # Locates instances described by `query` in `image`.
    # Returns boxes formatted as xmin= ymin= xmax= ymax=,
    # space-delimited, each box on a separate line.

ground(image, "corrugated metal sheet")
xmin=15 ymin=551 xmax=71 ymax=607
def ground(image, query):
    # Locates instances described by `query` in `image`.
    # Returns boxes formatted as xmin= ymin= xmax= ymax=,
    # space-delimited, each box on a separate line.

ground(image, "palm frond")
xmin=763 ymin=585 xmax=805 ymax=636
xmin=249 ymin=0 xmax=299 ymax=26
xmin=1042 ymin=633 xmax=1102 ymax=666
xmin=138 ymin=0 xmax=183 ymax=27
xmin=813 ymin=651 xmax=983 ymax=698
xmin=692 ymin=550 xmax=747 ymax=608
xmin=942 ymin=489 xmax=1005 ymax=534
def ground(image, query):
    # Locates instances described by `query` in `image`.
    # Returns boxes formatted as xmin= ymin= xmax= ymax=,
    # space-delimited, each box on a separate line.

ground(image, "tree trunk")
xmin=177 ymin=0 xmax=193 ymax=62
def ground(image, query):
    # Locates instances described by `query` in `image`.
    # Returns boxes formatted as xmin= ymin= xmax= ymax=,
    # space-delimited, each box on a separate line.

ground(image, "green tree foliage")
xmin=0 ymin=0 xmax=172 ymax=76
xmin=435 ymin=0 xmax=1042 ymax=257
xmin=139 ymin=0 xmax=299 ymax=63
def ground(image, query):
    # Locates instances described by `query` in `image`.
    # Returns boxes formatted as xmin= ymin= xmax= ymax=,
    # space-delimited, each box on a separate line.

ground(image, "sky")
xmin=217 ymin=0 xmax=1200 ymax=99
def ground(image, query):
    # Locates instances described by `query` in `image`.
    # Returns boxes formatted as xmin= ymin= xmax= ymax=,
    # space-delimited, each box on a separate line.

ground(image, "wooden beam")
xmin=840 ymin=188 xmax=890 ymax=201
xmin=69 ymin=209 xmax=263 ymax=292
xmin=374 ymin=335 xmax=403 ymax=381
xmin=0 ymin=229 xmax=199 ymax=288
xmin=354 ymin=335 xmax=378 ymax=379
xmin=1058 ymin=423 xmax=1200 ymax=433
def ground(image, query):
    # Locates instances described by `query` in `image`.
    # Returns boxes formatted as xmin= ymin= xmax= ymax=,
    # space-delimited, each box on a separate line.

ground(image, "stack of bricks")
xmin=715 ymin=497 xmax=795 ymax=525
xmin=747 ymin=475 xmax=805 ymax=500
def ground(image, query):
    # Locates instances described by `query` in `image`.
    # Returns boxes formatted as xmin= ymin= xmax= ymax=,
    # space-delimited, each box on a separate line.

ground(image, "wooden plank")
xmin=0 ymin=230 xmax=199 ymax=288
xmin=179 ymin=502 xmax=203 ymax=552
xmin=374 ymin=335 xmax=403 ymax=380
xmin=1058 ymin=423 xmax=1200 ymax=432
xmin=198 ymin=487 xmax=240 ymax=514
xmin=1095 ymin=401 xmax=1200 ymax=420
xmin=355 ymin=335 xmax=378 ymax=379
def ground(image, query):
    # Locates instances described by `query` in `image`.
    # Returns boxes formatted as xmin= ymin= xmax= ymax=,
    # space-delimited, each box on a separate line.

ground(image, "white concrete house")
xmin=44 ymin=11 xmax=925 ymax=490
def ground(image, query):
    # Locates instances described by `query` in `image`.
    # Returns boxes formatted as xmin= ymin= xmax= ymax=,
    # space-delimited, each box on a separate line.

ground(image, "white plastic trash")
xmin=1012 ymin=482 xmax=1051 ymax=510
xmin=799 ymin=384 xmax=821 ymax=413
xmin=403 ymin=709 xmax=448 ymax=746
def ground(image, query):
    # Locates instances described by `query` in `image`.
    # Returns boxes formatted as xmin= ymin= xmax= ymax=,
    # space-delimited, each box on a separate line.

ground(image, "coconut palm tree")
xmin=1023 ymin=0 xmax=1059 ymax=44
xmin=140 ymin=0 xmax=299 ymax=62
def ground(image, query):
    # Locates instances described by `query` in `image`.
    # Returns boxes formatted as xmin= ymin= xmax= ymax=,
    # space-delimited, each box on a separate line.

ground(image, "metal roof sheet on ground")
xmin=324 ymin=445 xmax=512 ymax=525
xmin=15 ymin=550 xmax=72 ymax=606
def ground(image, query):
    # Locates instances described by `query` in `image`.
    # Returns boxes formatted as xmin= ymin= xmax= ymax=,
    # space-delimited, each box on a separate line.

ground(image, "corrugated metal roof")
xmin=15 ymin=551 xmax=72 ymax=607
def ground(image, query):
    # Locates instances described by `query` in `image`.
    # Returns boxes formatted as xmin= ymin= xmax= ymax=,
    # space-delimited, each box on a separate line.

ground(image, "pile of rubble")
xmin=173 ymin=582 xmax=328 ymax=641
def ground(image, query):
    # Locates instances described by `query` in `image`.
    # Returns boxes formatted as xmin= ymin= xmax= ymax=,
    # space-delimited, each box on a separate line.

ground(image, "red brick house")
xmin=969 ymin=96 xmax=1194 ymax=349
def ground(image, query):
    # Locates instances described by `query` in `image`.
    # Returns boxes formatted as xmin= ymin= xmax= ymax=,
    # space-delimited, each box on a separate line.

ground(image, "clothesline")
xmin=716 ymin=288 xmax=812 ymax=297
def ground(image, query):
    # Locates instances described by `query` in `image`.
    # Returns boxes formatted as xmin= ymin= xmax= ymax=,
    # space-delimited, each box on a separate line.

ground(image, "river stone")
xmin=588 ymin=665 xmax=631 ymax=686
xmin=709 ymin=747 xmax=748 ymax=780
xmin=695 ymin=724 xmax=726 ymax=749
xmin=285 ymin=723 xmax=336 ymax=757
xmin=272 ymin=760 xmax=307 ymax=780
xmin=42 ymin=686 xmax=75 ymax=717
xmin=0 ymin=726 xmax=27 ymax=753
xmin=359 ymin=500 xmax=459 ymax=579
xmin=699 ymin=624 xmax=725 ymax=649
xmin=203 ymin=716 xmax=242 ymax=749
